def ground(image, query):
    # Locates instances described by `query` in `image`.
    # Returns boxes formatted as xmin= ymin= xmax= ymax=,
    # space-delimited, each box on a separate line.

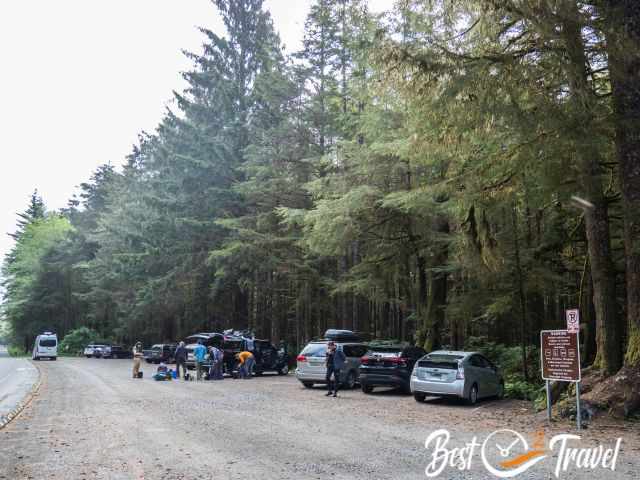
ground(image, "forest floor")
xmin=1 ymin=358 xmax=639 ymax=479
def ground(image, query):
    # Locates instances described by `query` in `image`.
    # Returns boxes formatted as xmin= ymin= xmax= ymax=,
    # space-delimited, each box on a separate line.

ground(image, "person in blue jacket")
xmin=325 ymin=341 xmax=346 ymax=397
xmin=193 ymin=340 xmax=207 ymax=381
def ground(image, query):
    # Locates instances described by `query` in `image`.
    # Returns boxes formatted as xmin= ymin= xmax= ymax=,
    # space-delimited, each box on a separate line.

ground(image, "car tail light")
xmin=296 ymin=355 xmax=307 ymax=362
xmin=388 ymin=357 xmax=408 ymax=367
xmin=361 ymin=356 xmax=370 ymax=365
xmin=456 ymin=363 xmax=465 ymax=380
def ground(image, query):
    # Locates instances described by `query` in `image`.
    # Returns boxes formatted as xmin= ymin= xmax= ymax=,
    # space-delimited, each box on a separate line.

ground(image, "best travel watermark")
xmin=424 ymin=428 xmax=622 ymax=478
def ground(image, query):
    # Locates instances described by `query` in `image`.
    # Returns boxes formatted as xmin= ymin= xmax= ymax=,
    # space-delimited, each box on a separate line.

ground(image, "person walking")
xmin=193 ymin=340 xmax=207 ymax=381
xmin=236 ymin=351 xmax=255 ymax=379
xmin=132 ymin=341 xmax=144 ymax=379
xmin=208 ymin=345 xmax=223 ymax=380
xmin=325 ymin=341 xmax=346 ymax=397
xmin=174 ymin=341 xmax=187 ymax=380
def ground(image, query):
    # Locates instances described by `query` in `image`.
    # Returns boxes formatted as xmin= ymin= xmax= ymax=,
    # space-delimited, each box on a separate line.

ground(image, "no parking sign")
xmin=566 ymin=309 xmax=580 ymax=334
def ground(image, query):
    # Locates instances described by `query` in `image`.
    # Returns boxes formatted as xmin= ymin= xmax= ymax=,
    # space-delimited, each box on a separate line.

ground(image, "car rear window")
xmin=300 ymin=343 xmax=327 ymax=357
xmin=40 ymin=339 xmax=56 ymax=347
xmin=343 ymin=345 xmax=368 ymax=357
xmin=223 ymin=340 xmax=243 ymax=350
xmin=418 ymin=354 xmax=463 ymax=370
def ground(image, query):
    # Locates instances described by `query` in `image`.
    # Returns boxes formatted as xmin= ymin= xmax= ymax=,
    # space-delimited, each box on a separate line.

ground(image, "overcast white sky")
xmin=0 ymin=0 xmax=392 ymax=263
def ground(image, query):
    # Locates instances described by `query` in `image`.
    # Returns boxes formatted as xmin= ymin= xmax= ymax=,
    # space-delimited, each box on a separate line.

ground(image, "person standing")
xmin=236 ymin=351 xmax=255 ymax=379
xmin=208 ymin=345 xmax=223 ymax=380
xmin=132 ymin=341 xmax=144 ymax=379
xmin=174 ymin=341 xmax=187 ymax=380
xmin=325 ymin=341 xmax=346 ymax=397
xmin=193 ymin=340 xmax=207 ymax=381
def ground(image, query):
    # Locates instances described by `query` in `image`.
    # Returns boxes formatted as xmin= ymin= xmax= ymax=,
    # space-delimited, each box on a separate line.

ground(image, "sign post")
xmin=565 ymin=308 xmax=581 ymax=429
xmin=541 ymin=328 xmax=582 ymax=429
xmin=546 ymin=380 xmax=552 ymax=422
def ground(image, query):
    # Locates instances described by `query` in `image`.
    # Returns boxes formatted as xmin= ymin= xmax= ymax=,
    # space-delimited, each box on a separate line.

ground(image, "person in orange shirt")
xmin=236 ymin=351 xmax=255 ymax=379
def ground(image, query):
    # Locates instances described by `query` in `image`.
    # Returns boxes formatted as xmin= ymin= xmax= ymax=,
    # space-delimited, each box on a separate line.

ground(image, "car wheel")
xmin=343 ymin=371 xmax=356 ymax=390
xmin=145 ymin=359 xmax=152 ymax=363
xmin=414 ymin=392 xmax=426 ymax=402
xmin=85 ymin=355 xmax=91 ymax=358
xmin=302 ymin=382 xmax=314 ymax=389
xmin=361 ymin=384 xmax=374 ymax=394
xmin=278 ymin=364 xmax=289 ymax=375
xmin=52 ymin=357 xmax=57 ymax=361
xmin=33 ymin=356 xmax=40 ymax=361
xmin=468 ymin=384 xmax=479 ymax=405
xmin=496 ymin=381 xmax=505 ymax=399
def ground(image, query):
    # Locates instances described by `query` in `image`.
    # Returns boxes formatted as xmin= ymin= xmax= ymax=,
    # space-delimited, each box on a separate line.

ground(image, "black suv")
xmin=143 ymin=344 xmax=177 ymax=364
xmin=359 ymin=344 xmax=426 ymax=393
xmin=252 ymin=339 xmax=289 ymax=376
xmin=103 ymin=345 xmax=132 ymax=359
xmin=218 ymin=334 xmax=288 ymax=376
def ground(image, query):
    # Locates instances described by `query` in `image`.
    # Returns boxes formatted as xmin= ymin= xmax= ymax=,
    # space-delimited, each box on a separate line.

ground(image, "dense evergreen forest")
xmin=2 ymin=1 xmax=639 ymax=412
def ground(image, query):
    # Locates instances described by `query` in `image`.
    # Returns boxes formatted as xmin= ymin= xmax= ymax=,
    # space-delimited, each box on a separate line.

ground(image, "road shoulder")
xmin=0 ymin=357 xmax=41 ymax=430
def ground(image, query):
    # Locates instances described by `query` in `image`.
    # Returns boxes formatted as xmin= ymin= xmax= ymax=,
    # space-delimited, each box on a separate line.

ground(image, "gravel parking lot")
xmin=1 ymin=358 xmax=638 ymax=479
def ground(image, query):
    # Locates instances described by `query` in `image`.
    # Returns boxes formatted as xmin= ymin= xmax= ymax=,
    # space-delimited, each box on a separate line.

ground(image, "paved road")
xmin=0 ymin=358 xmax=638 ymax=480
xmin=0 ymin=346 xmax=39 ymax=424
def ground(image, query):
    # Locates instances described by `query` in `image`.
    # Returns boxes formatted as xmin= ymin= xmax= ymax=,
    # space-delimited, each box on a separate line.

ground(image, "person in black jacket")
xmin=174 ymin=341 xmax=187 ymax=380
xmin=325 ymin=341 xmax=346 ymax=397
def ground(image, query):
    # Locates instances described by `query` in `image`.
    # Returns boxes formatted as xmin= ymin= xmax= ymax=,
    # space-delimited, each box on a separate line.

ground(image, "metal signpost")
xmin=541 ymin=319 xmax=582 ymax=429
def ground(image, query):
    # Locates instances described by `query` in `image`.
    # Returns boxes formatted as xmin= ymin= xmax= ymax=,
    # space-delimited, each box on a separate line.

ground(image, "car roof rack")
xmin=316 ymin=329 xmax=363 ymax=342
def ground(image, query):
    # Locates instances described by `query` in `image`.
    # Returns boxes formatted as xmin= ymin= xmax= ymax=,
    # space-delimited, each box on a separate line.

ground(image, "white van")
xmin=33 ymin=332 xmax=58 ymax=360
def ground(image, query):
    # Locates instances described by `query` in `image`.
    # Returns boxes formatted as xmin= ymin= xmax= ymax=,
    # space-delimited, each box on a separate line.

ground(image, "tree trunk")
xmin=562 ymin=2 xmax=622 ymax=374
xmin=604 ymin=0 xmax=640 ymax=367
xmin=422 ymin=215 xmax=449 ymax=352
xmin=512 ymin=204 xmax=529 ymax=381
xmin=416 ymin=254 xmax=428 ymax=347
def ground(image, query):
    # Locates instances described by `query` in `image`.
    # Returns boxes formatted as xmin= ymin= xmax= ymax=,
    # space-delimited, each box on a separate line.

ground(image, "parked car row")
xmin=85 ymin=329 xmax=290 ymax=378
xmin=83 ymin=344 xmax=132 ymax=359
xmin=295 ymin=330 xmax=505 ymax=405
xmin=79 ymin=328 xmax=504 ymax=405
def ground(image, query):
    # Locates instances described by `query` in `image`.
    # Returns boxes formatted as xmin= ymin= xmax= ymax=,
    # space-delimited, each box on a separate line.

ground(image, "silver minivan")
xmin=295 ymin=341 xmax=368 ymax=389
xmin=410 ymin=350 xmax=504 ymax=405
xmin=33 ymin=332 xmax=58 ymax=361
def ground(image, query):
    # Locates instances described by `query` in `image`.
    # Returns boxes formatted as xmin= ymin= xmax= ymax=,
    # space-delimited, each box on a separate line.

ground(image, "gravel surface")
xmin=1 ymin=358 xmax=638 ymax=479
